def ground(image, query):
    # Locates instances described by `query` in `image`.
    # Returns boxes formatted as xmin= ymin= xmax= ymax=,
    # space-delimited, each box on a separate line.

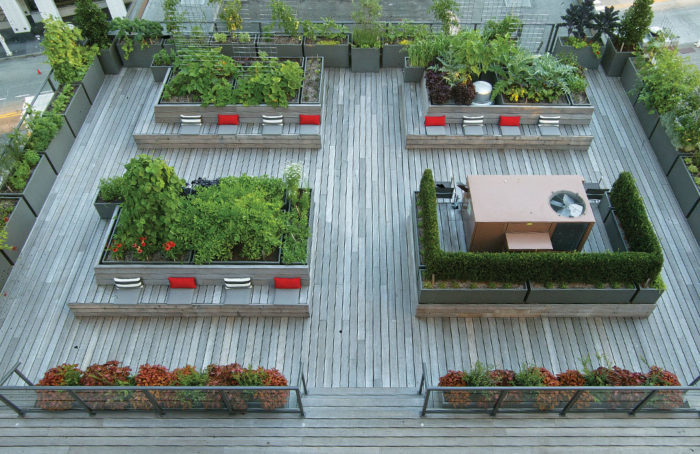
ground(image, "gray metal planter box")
xmin=526 ymin=284 xmax=637 ymax=303
xmin=631 ymin=285 xmax=664 ymax=304
xmin=0 ymin=252 xmax=12 ymax=290
xmin=151 ymin=57 xmax=169 ymax=83
xmin=668 ymin=158 xmax=700 ymax=217
xmin=1 ymin=197 xmax=36 ymax=265
xmin=553 ymin=36 xmax=601 ymax=69
xmin=98 ymin=41 xmax=122 ymax=75
xmin=633 ymin=101 xmax=659 ymax=138
xmin=620 ymin=57 xmax=641 ymax=105
xmin=19 ymin=156 xmax=57 ymax=215
xmin=351 ymin=47 xmax=380 ymax=73
xmin=601 ymin=38 xmax=633 ymax=76
xmin=257 ymin=36 xmax=304 ymax=58
xmin=598 ymin=192 xmax=613 ymax=222
xmin=603 ymin=210 xmax=629 ymax=252
xmin=81 ymin=57 xmax=105 ymax=104
xmin=94 ymin=196 xmax=120 ymax=220
xmin=41 ymin=117 xmax=75 ymax=173
xmin=418 ymin=280 xmax=528 ymax=304
xmin=649 ymin=124 xmax=680 ymax=175
xmin=687 ymin=202 xmax=700 ymax=245
xmin=403 ymin=57 xmax=423 ymax=83
xmin=382 ymin=43 xmax=407 ymax=68
xmin=118 ymin=39 xmax=163 ymax=68
xmin=303 ymin=36 xmax=349 ymax=68
xmin=63 ymin=84 xmax=91 ymax=136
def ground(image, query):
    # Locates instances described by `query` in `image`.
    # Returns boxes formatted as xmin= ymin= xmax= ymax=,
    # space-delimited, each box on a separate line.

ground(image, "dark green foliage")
xmin=592 ymin=6 xmax=620 ymax=42
xmin=617 ymin=0 xmax=654 ymax=51
xmin=514 ymin=366 xmax=544 ymax=386
xmin=463 ymin=361 xmax=495 ymax=386
xmin=73 ymin=0 xmax=111 ymax=49
xmin=98 ymin=176 xmax=125 ymax=202
xmin=418 ymin=169 xmax=663 ymax=285
xmin=561 ymin=0 xmax=596 ymax=40
xmin=281 ymin=189 xmax=311 ymax=264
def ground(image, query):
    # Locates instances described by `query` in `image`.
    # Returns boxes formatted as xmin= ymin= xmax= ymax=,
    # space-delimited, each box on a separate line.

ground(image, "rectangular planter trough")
xmin=668 ymin=158 xmax=700 ymax=217
xmin=603 ymin=210 xmax=629 ymax=252
xmin=0 ymin=252 xmax=12 ymax=291
xmin=98 ymin=41 xmax=122 ymax=75
xmin=601 ymin=38 xmax=632 ymax=77
xmin=631 ymin=285 xmax=664 ymax=304
xmin=687 ymin=203 xmax=700 ymax=245
xmin=620 ymin=57 xmax=641 ymax=105
xmin=1 ymin=197 xmax=37 ymax=265
xmin=118 ymin=39 xmax=163 ymax=68
xmin=81 ymin=56 xmax=105 ymax=104
xmin=41 ymin=117 xmax=75 ymax=174
xmin=403 ymin=57 xmax=423 ymax=83
xmin=351 ymin=47 xmax=380 ymax=73
xmin=418 ymin=280 xmax=528 ymax=304
xmin=526 ymin=284 xmax=637 ymax=304
xmin=257 ymin=35 xmax=304 ymax=58
xmin=649 ymin=124 xmax=681 ymax=175
xmin=303 ymin=35 xmax=349 ymax=68
xmin=633 ymin=101 xmax=659 ymax=139
xmin=63 ymin=83 xmax=91 ymax=136
xmin=381 ymin=43 xmax=406 ymax=68
xmin=553 ymin=36 xmax=601 ymax=69
xmin=21 ymin=156 xmax=57 ymax=216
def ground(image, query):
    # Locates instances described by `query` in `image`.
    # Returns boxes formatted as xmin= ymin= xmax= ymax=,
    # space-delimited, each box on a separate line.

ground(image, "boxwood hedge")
xmin=418 ymin=169 xmax=663 ymax=285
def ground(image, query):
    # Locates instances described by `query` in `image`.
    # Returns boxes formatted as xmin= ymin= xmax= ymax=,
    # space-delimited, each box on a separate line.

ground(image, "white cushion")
xmin=114 ymin=277 xmax=142 ymax=285
xmin=262 ymin=114 xmax=283 ymax=120
xmin=225 ymin=283 xmax=252 ymax=289
xmin=181 ymin=118 xmax=202 ymax=125
xmin=262 ymin=118 xmax=283 ymax=125
xmin=180 ymin=114 xmax=202 ymax=120
xmin=463 ymin=115 xmax=484 ymax=120
xmin=539 ymin=115 xmax=560 ymax=120
xmin=115 ymin=282 xmax=144 ymax=289
xmin=463 ymin=119 xmax=484 ymax=125
xmin=224 ymin=277 xmax=252 ymax=284
xmin=539 ymin=119 xmax=560 ymax=125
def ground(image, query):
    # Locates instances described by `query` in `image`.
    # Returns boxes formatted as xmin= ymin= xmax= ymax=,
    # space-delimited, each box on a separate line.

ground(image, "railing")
xmin=418 ymin=363 xmax=700 ymax=417
xmin=0 ymin=362 xmax=308 ymax=418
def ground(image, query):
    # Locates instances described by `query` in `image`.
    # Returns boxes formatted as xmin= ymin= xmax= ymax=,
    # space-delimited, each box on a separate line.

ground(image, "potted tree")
xmin=555 ymin=0 xmax=619 ymax=69
xmin=302 ymin=18 xmax=350 ymax=68
xmin=111 ymin=17 xmax=164 ymax=67
xmin=350 ymin=0 xmax=383 ymax=72
xmin=73 ymin=0 xmax=121 ymax=75
xmin=257 ymin=0 xmax=303 ymax=58
xmin=601 ymin=0 xmax=653 ymax=76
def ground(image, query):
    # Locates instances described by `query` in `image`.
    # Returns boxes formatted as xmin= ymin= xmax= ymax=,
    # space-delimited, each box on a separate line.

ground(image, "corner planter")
xmin=403 ymin=57 xmax=423 ymax=83
xmin=150 ymin=56 xmax=169 ymax=83
xmin=351 ymin=47 xmax=380 ymax=73
xmin=98 ymin=41 xmax=122 ymax=75
xmin=553 ymin=36 xmax=601 ymax=69
xmin=41 ymin=117 xmax=75 ymax=174
xmin=19 ymin=156 xmax=57 ymax=215
xmin=631 ymin=285 xmax=664 ymax=304
xmin=603 ymin=210 xmax=629 ymax=252
xmin=81 ymin=56 xmax=105 ymax=104
xmin=94 ymin=195 xmax=121 ymax=220
xmin=257 ymin=35 xmax=304 ymax=58
xmin=620 ymin=57 xmax=641 ymax=105
xmin=668 ymin=158 xmax=700 ymax=217
xmin=601 ymin=38 xmax=633 ymax=77
xmin=0 ymin=197 xmax=37 ymax=265
xmin=633 ymin=101 xmax=659 ymax=138
xmin=303 ymin=35 xmax=349 ymax=68
xmin=649 ymin=124 xmax=681 ymax=175
xmin=526 ymin=283 xmax=636 ymax=303
xmin=62 ymin=84 xmax=91 ymax=136
xmin=117 ymin=38 xmax=163 ymax=68
xmin=418 ymin=279 xmax=528 ymax=304
xmin=687 ymin=203 xmax=700 ymax=245
xmin=382 ymin=43 xmax=407 ymax=68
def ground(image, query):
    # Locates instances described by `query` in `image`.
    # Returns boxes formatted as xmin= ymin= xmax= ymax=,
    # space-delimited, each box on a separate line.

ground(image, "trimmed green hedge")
xmin=418 ymin=169 xmax=663 ymax=285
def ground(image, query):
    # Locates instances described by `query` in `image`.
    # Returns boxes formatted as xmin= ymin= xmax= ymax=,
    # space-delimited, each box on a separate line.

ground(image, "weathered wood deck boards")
xmin=0 ymin=64 xmax=698 ymax=421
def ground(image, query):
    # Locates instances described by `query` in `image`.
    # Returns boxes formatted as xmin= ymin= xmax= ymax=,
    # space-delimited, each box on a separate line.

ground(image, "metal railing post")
xmin=0 ymin=392 xmax=25 ymax=417
xmin=13 ymin=368 xmax=34 ymax=386
xmin=0 ymin=362 xmax=22 ymax=385
xmin=560 ymin=390 xmax=583 ymax=416
xmin=689 ymin=374 xmax=700 ymax=386
xmin=301 ymin=372 xmax=308 ymax=395
xmin=420 ymin=388 xmax=431 ymax=417
xmin=490 ymin=390 xmax=508 ymax=417
xmin=418 ymin=362 xmax=427 ymax=395
xmin=219 ymin=390 xmax=234 ymax=415
xmin=143 ymin=390 xmax=165 ymax=416
xmin=67 ymin=390 xmax=95 ymax=416
xmin=629 ymin=390 xmax=658 ymax=415
xmin=295 ymin=389 xmax=305 ymax=417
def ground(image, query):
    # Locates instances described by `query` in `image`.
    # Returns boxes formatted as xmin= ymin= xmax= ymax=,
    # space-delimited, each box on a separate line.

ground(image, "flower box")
xmin=601 ymin=38 xmax=633 ymax=77
xmin=649 ymin=124 xmax=681 ymax=175
xmin=98 ymin=41 xmax=122 ymax=75
xmin=553 ymin=36 xmax=601 ymax=69
xmin=62 ymin=83 xmax=92 ymax=136
xmin=303 ymin=34 xmax=349 ymax=68
xmin=526 ymin=282 xmax=637 ymax=304
xmin=633 ymin=101 xmax=659 ymax=138
xmin=117 ymin=38 xmax=163 ymax=68
xmin=257 ymin=35 xmax=304 ymax=58
xmin=81 ymin=56 xmax=105 ymax=104
xmin=403 ymin=56 xmax=424 ymax=83
xmin=381 ymin=43 xmax=407 ymax=68
xmin=668 ymin=157 xmax=700 ymax=217
xmin=41 ymin=117 xmax=75 ymax=173
xmin=0 ymin=196 xmax=36 ymax=265
xmin=620 ymin=57 xmax=641 ymax=105
xmin=351 ymin=47 xmax=380 ymax=73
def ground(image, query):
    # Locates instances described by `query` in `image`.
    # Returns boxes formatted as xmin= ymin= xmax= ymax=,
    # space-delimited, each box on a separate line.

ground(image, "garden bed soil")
xmin=300 ymin=57 xmax=323 ymax=103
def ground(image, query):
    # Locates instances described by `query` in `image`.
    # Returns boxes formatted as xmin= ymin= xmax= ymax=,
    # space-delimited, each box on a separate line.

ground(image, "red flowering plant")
xmin=257 ymin=368 xmax=289 ymax=410
xmin=77 ymin=361 xmax=133 ymax=410
xmin=132 ymin=364 xmax=174 ymax=410
xmin=205 ymin=363 xmax=244 ymax=409
xmin=557 ymin=369 xmax=594 ymax=409
xmin=644 ymin=366 xmax=684 ymax=409
xmin=35 ymin=363 xmax=83 ymax=410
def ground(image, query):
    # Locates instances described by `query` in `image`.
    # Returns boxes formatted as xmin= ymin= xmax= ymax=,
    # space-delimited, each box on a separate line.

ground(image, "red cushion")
xmin=168 ymin=277 xmax=197 ymax=289
xmin=424 ymin=116 xmax=445 ymax=127
xmin=218 ymin=114 xmax=239 ymax=125
xmin=274 ymin=277 xmax=301 ymax=289
xmin=499 ymin=116 xmax=520 ymax=127
xmin=299 ymin=114 xmax=321 ymax=125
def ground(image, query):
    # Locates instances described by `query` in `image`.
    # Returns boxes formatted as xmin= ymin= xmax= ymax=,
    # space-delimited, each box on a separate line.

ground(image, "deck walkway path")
xmin=0 ymin=65 xmax=697 ymax=449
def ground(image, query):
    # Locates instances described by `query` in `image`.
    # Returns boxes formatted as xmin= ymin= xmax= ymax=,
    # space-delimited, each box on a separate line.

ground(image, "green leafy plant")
xmin=73 ymin=0 xmax=111 ymax=49
xmin=429 ymin=0 xmax=458 ymax=34
xmin=212 ymin=32 xmax=228 ymax=44
xmin=218 ymin=0 xmax=243 ymax=32
xmin=270 ymin=0 xmax=300 ymax=39
xmin=482 ymin=14 xmax=522 ymax=41
xmin=301 ymin=17 xmax=348 ymax=44
xmin=163 ymin=0 xmax=185 ymax=35
xmin=616 ymin=0 xmax=654 ymax=51
xmin=152 ymin=48 xmax=174 ymax=66
xmin=383 ymin=22 xmax=429 ymax=45
xmin=406 ymin=32 xmax=450 ymax=67
xmin=234 ymin=52 xmax=303 ymax=107
xmin=111 ymin=17 xmax=163 ymax=60
xmin=98 ymin=176 xmax=125 ymax=202
xmin=637 ymin=47 xmax=700 ymax=116
xmin=41 ymin=17 xmax=98 ymax=86
xmin=351 ymin=0 xmax=383 ymax=48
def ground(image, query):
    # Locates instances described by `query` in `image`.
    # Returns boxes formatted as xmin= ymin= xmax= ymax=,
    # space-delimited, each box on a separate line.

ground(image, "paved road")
xmin=0 ymin=54 xmax=52 ymax=134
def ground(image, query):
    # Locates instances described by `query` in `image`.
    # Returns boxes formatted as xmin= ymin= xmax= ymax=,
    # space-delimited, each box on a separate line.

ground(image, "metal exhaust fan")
xmin=549 ymin=191 xmax=585 ymax=218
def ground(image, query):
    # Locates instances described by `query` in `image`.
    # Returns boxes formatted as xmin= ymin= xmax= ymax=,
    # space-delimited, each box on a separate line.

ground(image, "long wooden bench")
xmin=68 ymin=302 xmax=310 ymax=317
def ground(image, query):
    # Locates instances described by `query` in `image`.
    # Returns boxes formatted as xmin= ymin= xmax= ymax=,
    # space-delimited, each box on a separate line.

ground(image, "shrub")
xmin=80 ymin=361 xmax=132 ymax=386
xmin=98 ymin=176 xmax=125 ymax=202
xmin=73 ymin=0 xmax=111 ymax=49
xmin=610 ymin=172 xmax=662 ymax=256
xmin=41 ymin=17 xmax=98 ymax=86
xmin=616 ymin=0 xmax=653 ymax=51
xmin=351 ymin=0 xmax=383 ymax=48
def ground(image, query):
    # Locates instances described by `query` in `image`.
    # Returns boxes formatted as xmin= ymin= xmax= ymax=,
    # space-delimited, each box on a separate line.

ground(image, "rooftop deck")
xmin=0 ymin=65 xmax=698 ymax=450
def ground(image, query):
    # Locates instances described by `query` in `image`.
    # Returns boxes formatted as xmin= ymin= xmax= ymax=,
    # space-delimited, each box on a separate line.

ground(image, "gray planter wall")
xmin=620 ymin=57 xmax=641 ymax=105
xmin=631 ymin=286 xmax=664 ymax=304
xmin=403 ymin=57 xmax=423 ymax=83
xmin=418 ymin=281 xmax=528 ymax=304
xmin=257 ymin=36 xmax=304 ymax=58
xmin=98 ymin=42 xmax=122 ymax=75
xmin=303 ymin=37 xmax=349 ymax=68
xmin=598 ymin=192 xmax=613 ymax=222
xmin=19 ymin=156 xmax=57 ymax=216
xmin=81 ymin=56 xmax=105 ymax=104
xmin=668 ymin=158 xmax=700 ymax=216
xmin=649 ymin=124 xmax=681 ymax=175
xmin=603 ymin=210 xmax=629 ymax=252
xmin=351 ymin=47 xmax=380 ymax=73
xmin=601 ymin=38 xmax=632 ymax=76
xmin=0 ymin=252 xmax=12 ymax=291
xmin=63 ymin=84 xmax=91 ymax=136
xmin=2 ymin=197 xmax=36 ymax=264
xmin=633 ymin=101 xmax=659 ymax=138
xmin=526 ymin=285 xmax=637 ymax=303
xmin=41 ymin=118 xmax=75 ymax=173
xmin=553 ymin=36 xmax=601 ymax=69
xmin=151 ymin=64 xmax=169 ymax=83
xmin=382 ymin=43 xmax=406 ymax=67
xmin=687 ymin=203 xmax=700 ymax=245
xmin=118 ymin=39 xmax=163 ymax=68
xmin=94 ymin=199 xmax=120 ymax=220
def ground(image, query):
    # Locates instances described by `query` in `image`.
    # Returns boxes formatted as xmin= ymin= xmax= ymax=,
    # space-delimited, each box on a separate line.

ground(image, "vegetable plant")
xmin=429 ymin=0 xmax=458 ymax=34
xmin=234 ymin=53 xmax=303 ymax=107
xmin=218 ymin=0 xmax=243 ymax=32
xmin=301 ymin=17 xmax=348 ymax=44
xmin=351 ymin=0 xmax=383 ymax=48
xmin=270 ymin=0 xmax=300 ymax=39
xmin=98 ymin=176 xmax=126 ymax=202
xmin=41 ymin=17 xmax=98 ymax=86
xmin=111 ymin=17 xmax=163 ymax=60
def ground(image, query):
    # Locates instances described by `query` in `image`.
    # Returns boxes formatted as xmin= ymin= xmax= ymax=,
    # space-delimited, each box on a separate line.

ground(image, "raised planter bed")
xmin=303 ymin=34 xmax=349 ymax=68
xmin=525 ymin=283 xmax=637 ymax=304
xmin=4 ymin=156 xmax=57 ymax=216
xmin=403 ymin=57 xmax=423 ymax=83
xmin=553 ymin=36 xmax=601 ymax=69
xmin=381 ymin=43 xmax=406 ymax=68
xmin=631 ymin=285 xmax=665 ymax=304
xmin=668 ymin=158 xmax=700 ymax=217
xmin=620 ymin=57 xmax=641 ymax=105
xmin=81 ymin=57 xmax=105 ymax=104
xmin=150 ymin=56 xmax=169 ymax=83
xmin=633 ymin=101 xmax=659 ymax=138
xmin=41 ymin=117 xmax=75 ymax=173
xmin=117 ymin=39 xmax=163 ymax=68
xmin=603 ymin=209 xmax=629 ymax=252
xmin=256 ymin=35 xmax=303 ymax=58
xmin=0 ymin=197 xmax=36 ymax=265
xmin=351 ymin=47 xmax=380 ymax=73
xmin=418 ymin=278 xmax=528 ymax=304
xmin=98 ymin=41 xmax=122 ymax=75
xmin=687 ymin=203 xmax=700 ymax=245
xmin=601 ymin=38 xmax=632 ymax=77
xmin=62 ymin=83 xmax=91 ymax=136
xmin=649 ymin=124 xmax=681 ymax=175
